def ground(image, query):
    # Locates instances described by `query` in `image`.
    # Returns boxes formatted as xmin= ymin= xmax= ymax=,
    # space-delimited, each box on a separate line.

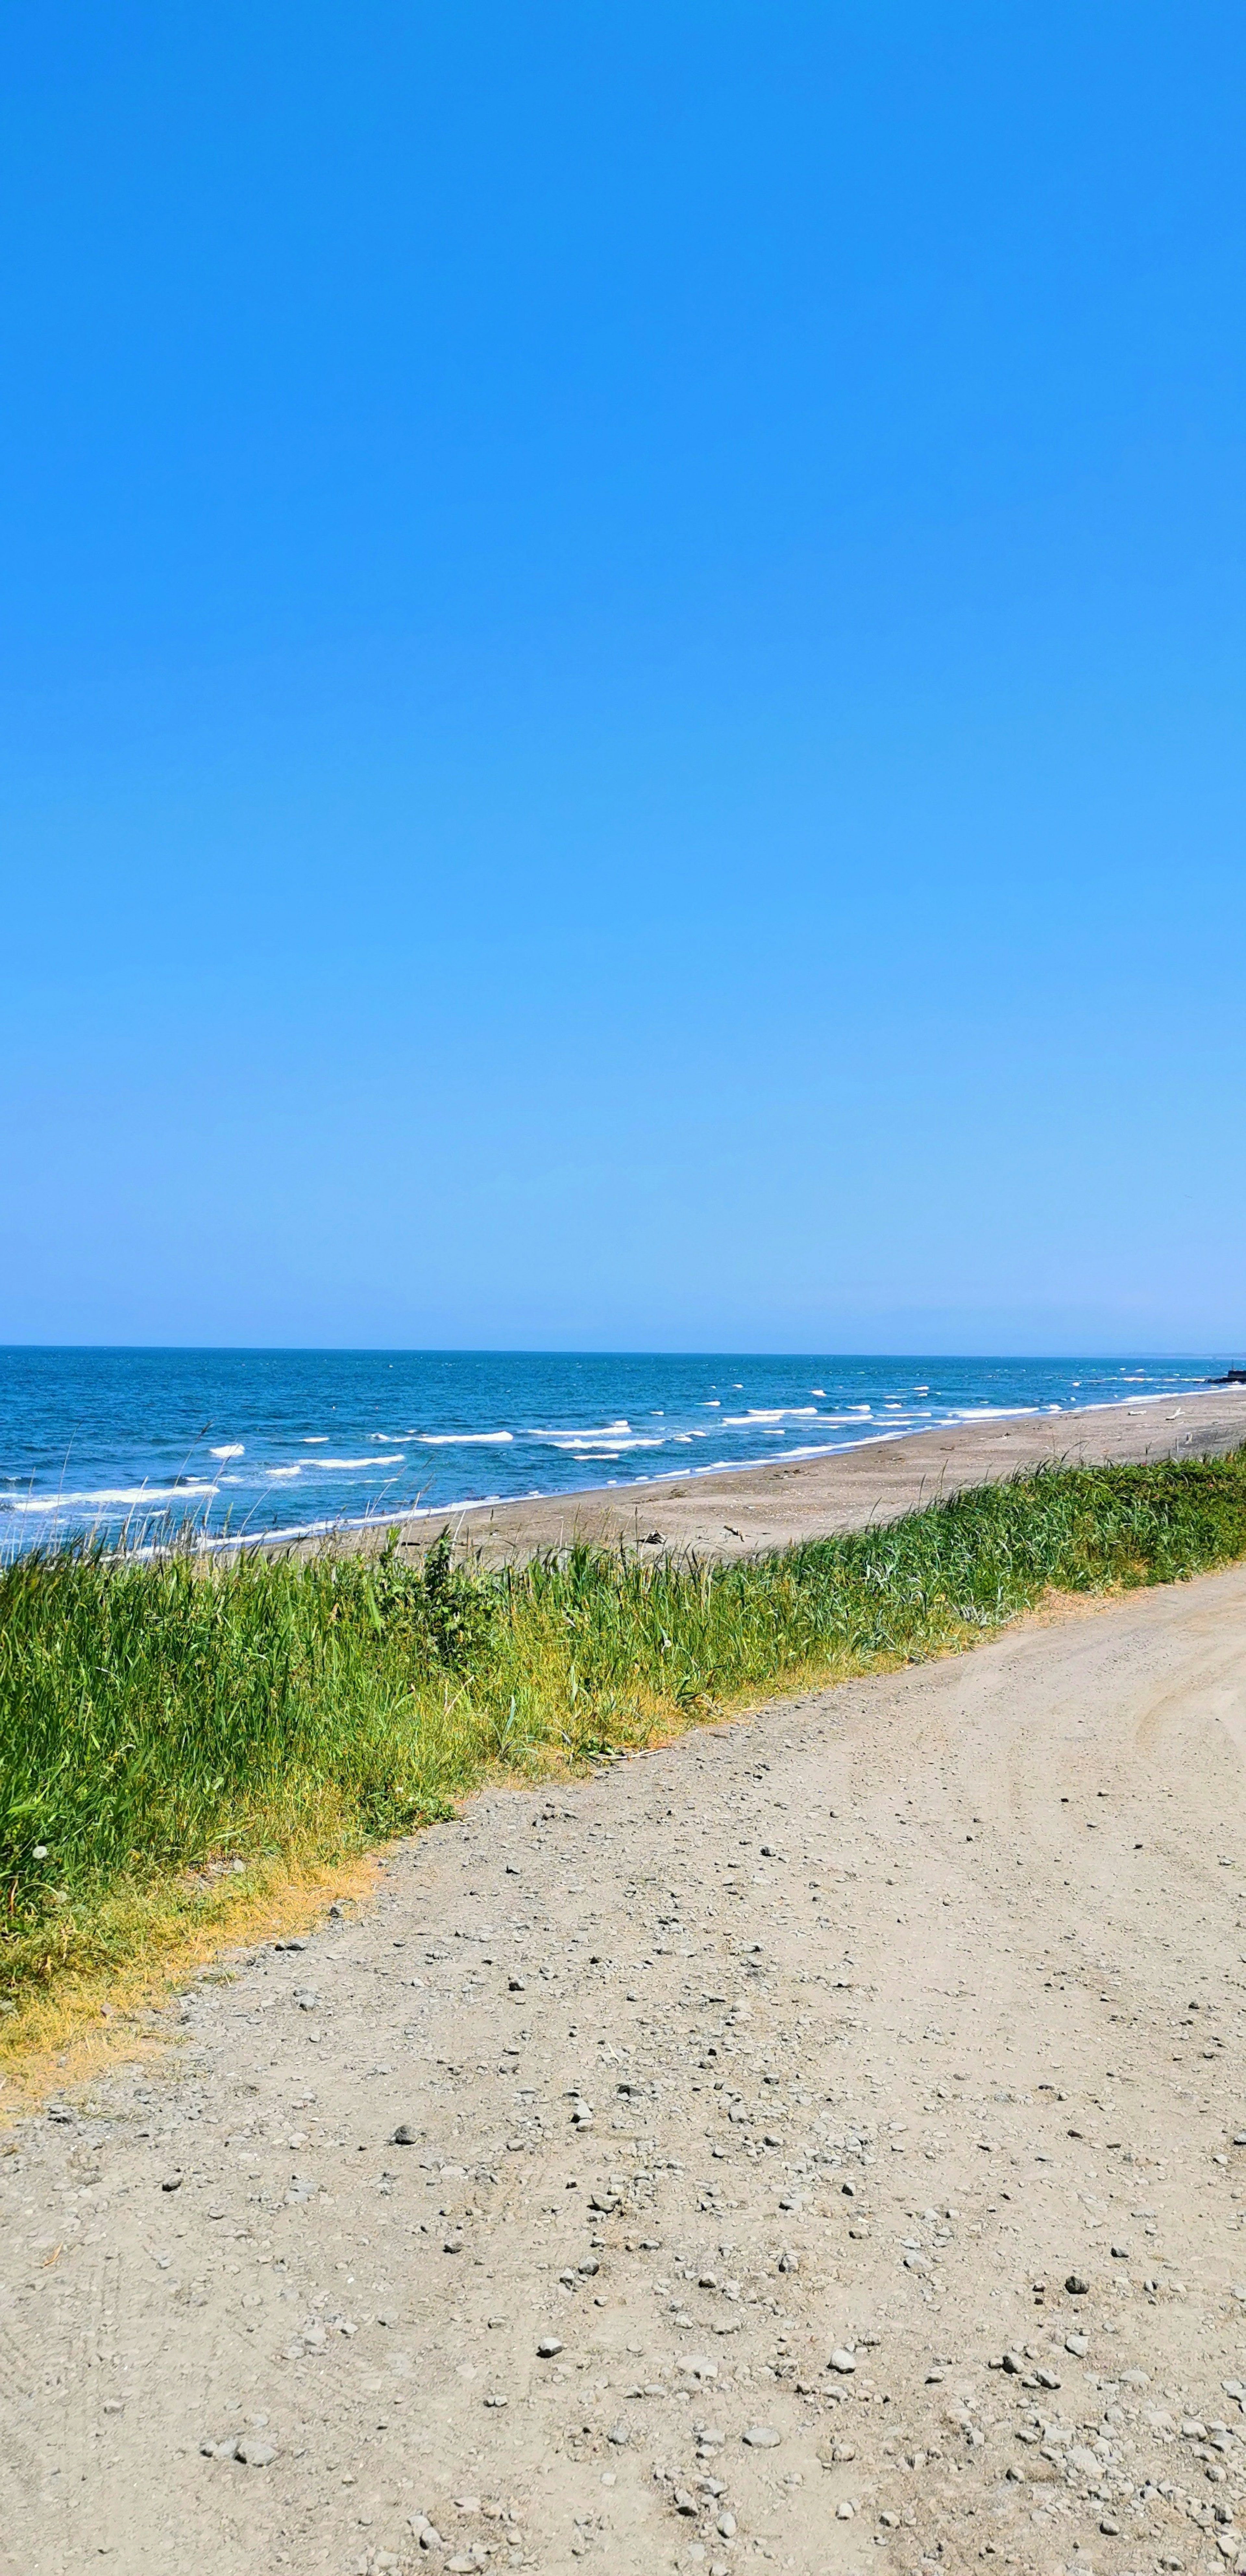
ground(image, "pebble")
xmin=537 ymin=2336 xmax=564 ymax=2357
xmin=390 ymin=2124 xmax=418 ymax=2146
xmin=1066 ymin=2333 xmax=1089 ymax=2357
xmin=1065 ymin=2273 xmax=1089 ymax=2296
xmin=607 ymin=2422 xmax=630 ymax=2446
xmin=716 ymin=2513 xmax=737 ymax=2538
xmin=236 ymin=2436 xmax=276 ymax=2468
xmin=742 ymin=2425 xmax=780 ymax=2447
xmin=829 ymin=2347 xmax=857 ymax=2374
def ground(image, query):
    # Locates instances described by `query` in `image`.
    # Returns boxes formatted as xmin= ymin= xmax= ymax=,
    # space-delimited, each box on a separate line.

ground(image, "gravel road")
xmin=6 ymin=1562 xmax=1246 ymax=2576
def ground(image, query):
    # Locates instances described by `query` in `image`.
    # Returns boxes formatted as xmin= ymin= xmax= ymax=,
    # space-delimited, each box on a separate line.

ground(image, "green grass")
xmin=4 ymin=1449 xmax=1246 ymax=2011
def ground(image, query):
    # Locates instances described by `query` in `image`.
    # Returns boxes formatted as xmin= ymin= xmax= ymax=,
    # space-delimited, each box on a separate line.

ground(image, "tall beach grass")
xmin=4 ymin=1450 xmax=1246 ymax=2017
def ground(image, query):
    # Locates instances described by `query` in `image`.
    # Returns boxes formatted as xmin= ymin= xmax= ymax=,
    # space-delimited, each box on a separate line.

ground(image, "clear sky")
xmin=2 ymin=3 xmax=1243 ymax=1355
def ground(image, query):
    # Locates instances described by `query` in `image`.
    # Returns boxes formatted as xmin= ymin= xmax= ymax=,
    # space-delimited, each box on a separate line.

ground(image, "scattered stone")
xmin=829 ymin=2347 xmax=857 ymax=2374
xmin=674 ymin=2489 xmax=698 ymax=2514
xmin=236 ymin=2436 xmax=276 ymax=2468
xmin=161 ymin=2173 xmax=183 ymax=2193
xmin=1066 ymin=2332 xmax=1089 ymax=2357
xmin=1065 ymin=2273 xmax=1089 ymax=2296
xmin=536 ymin=2336 xmax=564 ymax=2357
xmin=607 ymin=2421 xmax=630 ymax=2446
xmin=742 ymin=2426 xmax=780 ymax=2447
xmin=390 ymin=2124 xmax=418 ymax=2146
xmin=716 ymin=2513 xmax=736 ymax=2538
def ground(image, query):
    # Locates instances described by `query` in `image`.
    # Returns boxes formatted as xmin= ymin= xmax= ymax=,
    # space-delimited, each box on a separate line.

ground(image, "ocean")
xmin=0 ymin=1346 xmax=1229 ymax=1554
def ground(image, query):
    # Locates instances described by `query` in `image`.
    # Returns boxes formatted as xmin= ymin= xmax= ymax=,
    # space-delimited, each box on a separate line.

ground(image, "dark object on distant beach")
xmin=1208 ymin=1368 xmax=1246 ymax=1385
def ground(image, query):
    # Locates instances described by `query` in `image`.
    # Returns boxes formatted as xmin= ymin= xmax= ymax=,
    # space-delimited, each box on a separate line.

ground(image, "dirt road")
xmin=6 ymin=1562 xmax=1246 ymax=2576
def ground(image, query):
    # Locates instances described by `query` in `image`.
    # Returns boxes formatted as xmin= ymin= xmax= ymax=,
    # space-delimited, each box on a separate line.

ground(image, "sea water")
xmin=0 ymin=1347 xmax=1228 ymax=1554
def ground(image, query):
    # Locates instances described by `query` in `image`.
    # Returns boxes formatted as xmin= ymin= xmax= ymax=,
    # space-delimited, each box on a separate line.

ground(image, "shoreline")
xmin=281 ymin=1380 xmax=1246 ymax=1563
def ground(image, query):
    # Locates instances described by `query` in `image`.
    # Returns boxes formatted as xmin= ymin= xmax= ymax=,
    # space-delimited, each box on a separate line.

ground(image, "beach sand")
xmin=375 ymin=1382 xmax=1246 ymax=1565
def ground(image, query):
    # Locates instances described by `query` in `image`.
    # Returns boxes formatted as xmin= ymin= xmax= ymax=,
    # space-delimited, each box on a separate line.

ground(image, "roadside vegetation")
xmin=4 ymin=1450 xmax=1246 ymax=2039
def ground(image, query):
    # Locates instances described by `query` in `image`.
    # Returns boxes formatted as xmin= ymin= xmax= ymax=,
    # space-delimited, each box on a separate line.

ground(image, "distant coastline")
xmin=1 ymin=1348 xmax=1240 ymax=1558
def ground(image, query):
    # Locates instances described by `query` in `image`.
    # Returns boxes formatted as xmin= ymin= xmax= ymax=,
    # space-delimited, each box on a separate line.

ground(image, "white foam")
xmin=302 ymin=1436 xmax=329 ymax=1444
xmin=528 ymin=1420 xmax=633 ymax=1443
xmin=210 ymin=1443 xmax=244 ymax=1459
xmin=418 ymin=1430 xmax=514 ymax=1446
xmin=313 ymin=1455 xmax=407 ymax=1470
xmin=542 ymin=1434 xmax=666 ymax=1453
xmin=721 ymin=1407 xmax=818 ymax=1425
xmin=3 ymin=1481 xmax=218 ymax=1515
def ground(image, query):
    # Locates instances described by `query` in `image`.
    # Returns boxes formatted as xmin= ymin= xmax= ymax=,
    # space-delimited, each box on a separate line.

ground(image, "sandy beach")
xmin=371 ymin=1385 xmax=1246 ymax=1567
xmin=7 ymin=1554 xmax=1246 ymax=2574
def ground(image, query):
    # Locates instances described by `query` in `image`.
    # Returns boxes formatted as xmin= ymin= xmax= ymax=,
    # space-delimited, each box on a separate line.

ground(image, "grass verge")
xmin=4 ymin=1450 xmax=1246 ymax=2062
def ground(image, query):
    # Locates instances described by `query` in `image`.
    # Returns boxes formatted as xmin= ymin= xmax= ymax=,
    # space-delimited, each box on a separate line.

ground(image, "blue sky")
xmin=2 ymin=3 xmax=1243 ymax=1354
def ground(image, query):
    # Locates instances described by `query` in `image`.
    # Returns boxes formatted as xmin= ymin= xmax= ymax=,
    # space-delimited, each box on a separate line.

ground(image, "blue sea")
xmin=0 ymin=1348 xmax=1231 ymax=1555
